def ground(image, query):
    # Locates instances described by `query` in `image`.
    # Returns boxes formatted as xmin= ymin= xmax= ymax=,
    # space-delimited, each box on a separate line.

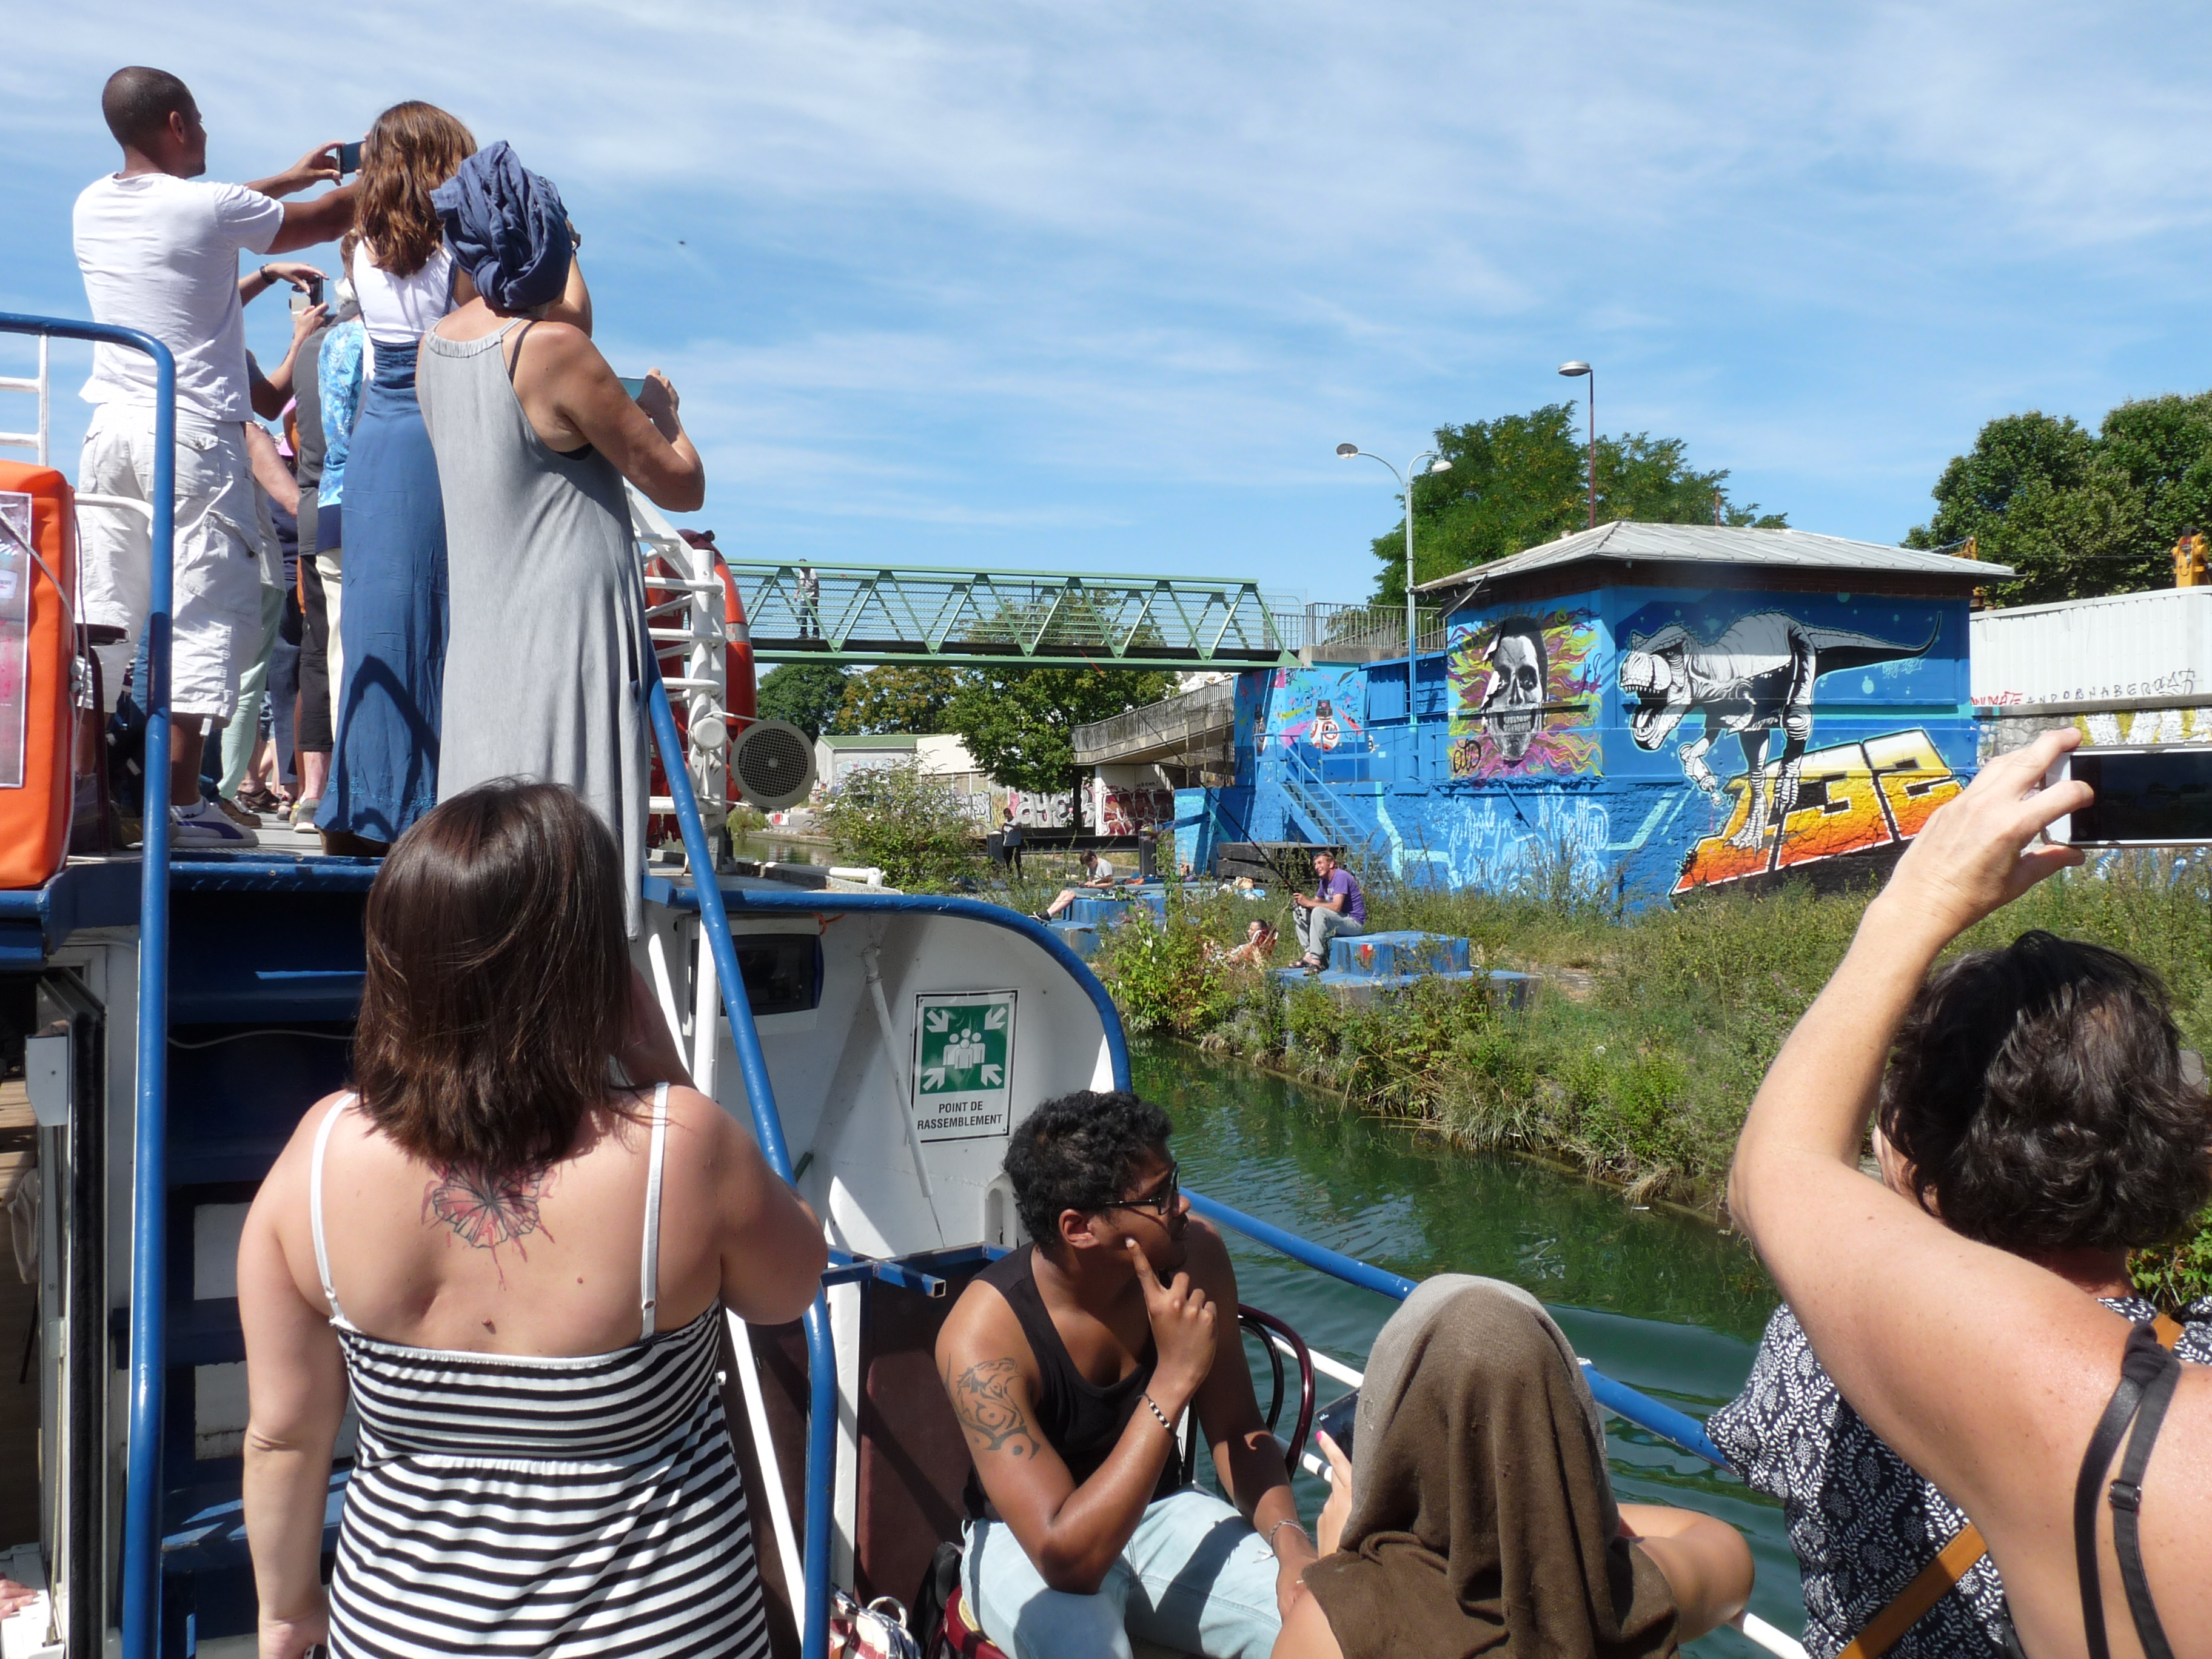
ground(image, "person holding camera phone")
xmin=420 ymin=141 xmax=698 ymax=937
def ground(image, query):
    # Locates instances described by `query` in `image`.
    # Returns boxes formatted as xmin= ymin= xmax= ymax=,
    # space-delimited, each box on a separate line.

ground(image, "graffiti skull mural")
xmin=1618 ymin=611 xmax=1937 ymax=851
xmin=1479 ymin=618 xmax=1548 ymax=762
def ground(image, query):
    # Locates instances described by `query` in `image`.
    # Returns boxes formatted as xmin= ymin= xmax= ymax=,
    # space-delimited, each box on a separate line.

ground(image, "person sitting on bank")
xmin=1042 ymin=848 xmax=1119 ymax=920
xmin=1270 ymin=1275 xmax=1752 ymax=1659
xmin=1210 ymin=920 xmax=1279 ymax=969
xmin=936 ymin=1091 xmax=1315 ymax=1659
xmin=1727 ymin=727 xmax=2212 ymax=1659
xmin=1290 ymin=852 xmax=1362 ymax=971
xmin=1709 ymin=928 xmax=2211 ymax=1658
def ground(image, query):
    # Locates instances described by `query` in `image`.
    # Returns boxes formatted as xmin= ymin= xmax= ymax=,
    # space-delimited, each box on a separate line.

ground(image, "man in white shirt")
xmin=74 ymin=65 xmax=357 ymax=847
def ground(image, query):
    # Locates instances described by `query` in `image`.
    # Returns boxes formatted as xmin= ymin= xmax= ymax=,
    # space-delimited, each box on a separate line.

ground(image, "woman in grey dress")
xmin=415 ymin=144 xmax=703 ymax=933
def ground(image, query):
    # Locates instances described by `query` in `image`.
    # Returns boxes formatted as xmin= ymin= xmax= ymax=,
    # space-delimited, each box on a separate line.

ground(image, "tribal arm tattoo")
xmin=948 ymin=1357 xmax=1042 ymax=1460
xmin=421 ymin=1161 xmax=557 ymax=1261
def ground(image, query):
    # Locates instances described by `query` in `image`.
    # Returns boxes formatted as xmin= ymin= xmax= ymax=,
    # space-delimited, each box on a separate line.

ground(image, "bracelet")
xmin=1138 ymin=1392 xmax=1173 ymax=1436
xmin=1265 ymin=1518 xmax=1310 ymax=1553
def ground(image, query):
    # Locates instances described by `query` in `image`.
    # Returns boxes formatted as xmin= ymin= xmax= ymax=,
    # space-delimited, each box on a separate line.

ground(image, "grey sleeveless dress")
xmin=418 ymin=324 xmax=649 ymax=933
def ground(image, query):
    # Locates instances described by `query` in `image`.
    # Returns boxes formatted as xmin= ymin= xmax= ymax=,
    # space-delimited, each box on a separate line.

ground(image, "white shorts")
xmin=78 ymin=403 xmax=264 ymax=722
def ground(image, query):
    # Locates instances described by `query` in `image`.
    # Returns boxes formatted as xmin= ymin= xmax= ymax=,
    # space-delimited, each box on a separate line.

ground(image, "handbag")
xmin=830 ymin=1590 xmax=921 ymax=1659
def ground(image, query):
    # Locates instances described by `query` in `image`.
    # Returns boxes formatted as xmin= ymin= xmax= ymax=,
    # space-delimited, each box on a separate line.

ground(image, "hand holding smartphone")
xmin=2040 ymin=745 xmax=2212 ymax=846
xmin=337 ymin=140 xmax=364 ymax=177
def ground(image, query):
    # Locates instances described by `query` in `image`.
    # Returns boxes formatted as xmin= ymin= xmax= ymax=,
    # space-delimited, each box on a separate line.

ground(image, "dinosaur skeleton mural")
xmin=1619 ymin=612 xmax=1937 ymax=849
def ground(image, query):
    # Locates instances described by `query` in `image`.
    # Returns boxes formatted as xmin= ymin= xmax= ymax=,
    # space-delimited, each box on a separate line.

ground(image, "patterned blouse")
xmin=1708 ymin=1297 xmax=2211 ymax=1659
xmin=315 ymin=318 xmax=367 ymax=508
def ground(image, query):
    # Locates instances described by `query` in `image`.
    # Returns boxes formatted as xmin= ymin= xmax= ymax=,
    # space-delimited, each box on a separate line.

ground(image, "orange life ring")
xmin=0 ymin=462 xmax=77 ymax=888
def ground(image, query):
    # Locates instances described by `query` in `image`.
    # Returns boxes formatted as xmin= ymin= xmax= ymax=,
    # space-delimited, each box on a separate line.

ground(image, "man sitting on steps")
xmin=936 ymin=1091 xmax=1312 ymax=1659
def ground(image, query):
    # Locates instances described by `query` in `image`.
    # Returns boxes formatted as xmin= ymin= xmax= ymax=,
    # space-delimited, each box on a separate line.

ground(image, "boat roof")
xmin=1414 ymin=521 xmax=2012 ymax=605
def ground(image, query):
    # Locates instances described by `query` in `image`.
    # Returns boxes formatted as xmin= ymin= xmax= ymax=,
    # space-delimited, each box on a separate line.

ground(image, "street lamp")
xmin=1558 ymin=361 xmax=1594 ymax=529
xmin=1338 ymin=444 xmax=1453 ymax=779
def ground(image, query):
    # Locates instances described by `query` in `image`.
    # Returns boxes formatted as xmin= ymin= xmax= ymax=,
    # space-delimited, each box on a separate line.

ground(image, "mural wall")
xmin=1218 ymin=585 xmax=1978 ymax=905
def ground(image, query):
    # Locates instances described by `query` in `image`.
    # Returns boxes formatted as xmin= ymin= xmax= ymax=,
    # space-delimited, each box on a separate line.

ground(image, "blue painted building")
xmin=1190 ymin=523 xmax=2005 ymax=905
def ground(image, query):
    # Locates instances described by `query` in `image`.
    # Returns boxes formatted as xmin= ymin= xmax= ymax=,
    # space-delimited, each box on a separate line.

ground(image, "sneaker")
xmin=290 ymin=797 xmax=321 ymax=831
xmin=171 ymin=800 xmax=259 ymax=848
xmin=216 ymin=796 xmax=261 ymax=831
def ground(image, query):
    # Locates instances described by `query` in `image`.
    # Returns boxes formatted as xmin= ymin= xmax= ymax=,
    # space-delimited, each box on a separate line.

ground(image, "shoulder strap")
xmin=505 ymin=318 xmax=540 ymax=386
xmin=308 ymin=1095 xmax=356 ymax=1319
xmin=2108 ymin=1342 xmax=2182 ymax=1659
xmin=640 ymin=1082 xmax=669 ymax=1340
xmin=1835 ymin=1523 xmax=1989 ymax=1659
xmin=2075 ymin=1322 xmax=2173 ymax=1659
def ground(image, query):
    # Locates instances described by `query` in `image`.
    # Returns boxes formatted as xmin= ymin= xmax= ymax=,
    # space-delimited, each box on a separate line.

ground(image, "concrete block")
xmin=1047 ymin=921 xmax=1100 ymax=960
xmin=1327 ymin=930 xmax=1472 ymax=980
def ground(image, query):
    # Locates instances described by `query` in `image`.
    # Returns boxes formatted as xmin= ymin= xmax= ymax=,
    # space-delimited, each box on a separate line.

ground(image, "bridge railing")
xmin=1071 ymin=677 xmax=1238 ymax=765
xmin=728 ymin=561 xmax=1306 ymax=667
xmin=1302 ymin=600 xmax=1447 ymax=663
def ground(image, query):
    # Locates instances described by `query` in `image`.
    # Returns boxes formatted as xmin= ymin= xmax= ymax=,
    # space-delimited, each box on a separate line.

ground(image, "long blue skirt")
xmin=318 ymin=357 xmax=447 ymax=842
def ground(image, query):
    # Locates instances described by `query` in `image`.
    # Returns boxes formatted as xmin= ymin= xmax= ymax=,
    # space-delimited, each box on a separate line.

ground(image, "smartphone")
xmin=2043 ymin=745 xmax=2212 ymax=846
xmin=1310 ymin=1389 xmax=1358 ymax=1462
xmin=615 ymin=376 xmax=647 ymax=401
xmin=337 ymin=140 xmax=364 ymax=176
xmin=287 ymin=275 xmax=325 ymax=318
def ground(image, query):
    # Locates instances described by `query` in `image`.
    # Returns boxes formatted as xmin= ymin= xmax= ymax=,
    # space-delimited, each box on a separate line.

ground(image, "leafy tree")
xmin=819 ymin=759 xmax=983 ymax=890
xmin=836 ymin=665 xmax=968 ymax=735
xmin=1903 ymin=395 xmax=2212 ymax=603
xmin=755 ymin=662 xmax=851 ymax=739
xmin=1367 ymin=404 xmax=1786 ymax=605
xmin=946 ymin=666 xmax=1175 ymax=794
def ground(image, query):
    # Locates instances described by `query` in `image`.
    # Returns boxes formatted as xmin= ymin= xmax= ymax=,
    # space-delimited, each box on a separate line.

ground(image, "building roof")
xmin=1413 ymin=521 xmax=2013 ymax=601
xmin=814 ymin=734 xmax=918 ymax=750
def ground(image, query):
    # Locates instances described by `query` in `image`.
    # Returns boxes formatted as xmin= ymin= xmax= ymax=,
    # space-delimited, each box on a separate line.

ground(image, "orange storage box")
xmin=0 ymin=461 xmax=78 ymax=889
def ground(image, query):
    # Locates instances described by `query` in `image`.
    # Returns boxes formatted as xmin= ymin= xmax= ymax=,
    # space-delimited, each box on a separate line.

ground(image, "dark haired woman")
xmin=1728 ymin=727 xmax=2212 ymax=1659
xmin=1712 ymin=928 xmax=2211 ymax=1659
xmin=238 ymin=782 xmax=827 ymax=1658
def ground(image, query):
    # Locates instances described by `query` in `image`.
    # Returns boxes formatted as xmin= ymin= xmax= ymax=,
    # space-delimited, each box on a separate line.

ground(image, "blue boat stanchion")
xmin=644 ymin=672 xmax=840 ymax=1659
xmin=1 ymin=312 xmax=181 ymax=1659
xmin=1186 ymin=1188 xmax=1732 ymax=1470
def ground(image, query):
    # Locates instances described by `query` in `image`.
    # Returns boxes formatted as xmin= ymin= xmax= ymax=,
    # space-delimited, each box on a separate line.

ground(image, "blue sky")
xmin=5 ymin=2 xmax=2211 ymax=606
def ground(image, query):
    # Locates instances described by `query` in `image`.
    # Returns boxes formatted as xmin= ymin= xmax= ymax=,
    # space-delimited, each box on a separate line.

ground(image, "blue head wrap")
xmin=432 ymin=141 xmax=572 ymax=313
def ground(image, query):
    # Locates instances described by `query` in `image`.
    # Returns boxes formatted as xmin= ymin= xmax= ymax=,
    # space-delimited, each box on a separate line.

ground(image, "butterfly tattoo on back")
xmin=423 ymin=1161 xmax=557 ymax=1261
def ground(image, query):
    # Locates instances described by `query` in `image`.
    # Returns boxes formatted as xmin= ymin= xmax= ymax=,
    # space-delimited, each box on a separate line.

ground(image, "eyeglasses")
xmin=1101 ymin=1164 xmax=1180 ymax=1221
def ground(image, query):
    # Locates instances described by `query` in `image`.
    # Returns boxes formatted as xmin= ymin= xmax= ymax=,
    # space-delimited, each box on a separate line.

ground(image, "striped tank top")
xmin=310 ymin=1085 xmax=770 ymax=1657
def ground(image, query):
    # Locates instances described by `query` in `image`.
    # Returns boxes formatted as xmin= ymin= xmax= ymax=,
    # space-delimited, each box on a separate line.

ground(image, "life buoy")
xmin=719 ymin=554 xmax=756 ymax=721
xmin=0 ymin=461 xmax=77 ymax=888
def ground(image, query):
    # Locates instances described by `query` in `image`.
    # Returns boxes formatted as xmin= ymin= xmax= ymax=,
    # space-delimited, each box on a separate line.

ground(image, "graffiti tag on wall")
xmin=1621 ymin=611 xmax=1937 ymax=853
xmin=1674 ymin=728 xmax=1960 ymax=893
xmin=1260 ymin=666 xmax=1368 ymax=755
xmin=1445 ymin=606 xmax=1602 ymax=779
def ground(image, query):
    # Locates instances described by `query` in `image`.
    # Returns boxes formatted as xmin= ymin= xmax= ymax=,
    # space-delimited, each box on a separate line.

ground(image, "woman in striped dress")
xmin=238 ymin=781 xmax=828 ymax=1658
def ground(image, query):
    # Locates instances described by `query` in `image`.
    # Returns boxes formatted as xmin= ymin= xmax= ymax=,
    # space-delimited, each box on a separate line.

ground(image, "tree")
xmin=819 ymin=759 xmax=984 ymax=890
xmin=946 ymin=666 xmax=1175 ymax=794
xmin=1367 ymin=404 xmax=1786 ymax=605
xmin=1902 ymin=395 xmax=2212 ymax=603
xmin=756 ymin=662 xmax=851 ymax=739
xmin=836 ymin=665 xmax=968 ymax=735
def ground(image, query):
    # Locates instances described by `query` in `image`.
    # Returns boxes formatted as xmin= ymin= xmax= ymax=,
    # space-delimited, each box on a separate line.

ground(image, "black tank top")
xmin=960 ymin=1245 xmax=1181 ymax=1522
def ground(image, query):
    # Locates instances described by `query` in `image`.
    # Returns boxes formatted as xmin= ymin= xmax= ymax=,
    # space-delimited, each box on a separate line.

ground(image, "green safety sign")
xmin=911 ymin=990 xmax=1018 ymax=1142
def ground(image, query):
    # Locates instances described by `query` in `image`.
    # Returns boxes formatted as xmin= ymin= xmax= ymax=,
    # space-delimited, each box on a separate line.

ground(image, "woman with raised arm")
xmin=238 ymin=781 xmax=826 ymax=1659
xmin=1728 ymin=726 xmax=2212 ymax=1659
xmin=418 ymin=142 xmax=701 ymax=934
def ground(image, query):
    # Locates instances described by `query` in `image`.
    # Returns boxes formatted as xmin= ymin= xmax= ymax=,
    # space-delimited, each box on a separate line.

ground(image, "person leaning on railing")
xmin=1711 ymin=923 xmax=2210 ymax=1659
xmin=1728 ymin=726 xmax=2212 ymax=1659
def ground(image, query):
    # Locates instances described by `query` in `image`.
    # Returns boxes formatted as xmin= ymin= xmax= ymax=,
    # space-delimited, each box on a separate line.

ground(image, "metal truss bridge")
xmin=728 ymin=561 xmax=1307 ymax=671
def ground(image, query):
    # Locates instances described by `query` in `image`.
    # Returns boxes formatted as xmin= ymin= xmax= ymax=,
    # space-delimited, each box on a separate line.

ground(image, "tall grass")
xmin=1082 ymin=855 xmax=2212 ymax=1303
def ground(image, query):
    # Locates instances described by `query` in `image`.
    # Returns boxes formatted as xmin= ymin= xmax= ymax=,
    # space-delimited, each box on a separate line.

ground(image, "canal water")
xmin=1132 ymin=1039 xmax=1803 ymax=1658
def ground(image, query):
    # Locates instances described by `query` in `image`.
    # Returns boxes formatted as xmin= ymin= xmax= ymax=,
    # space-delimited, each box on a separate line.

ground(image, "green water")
xmin=1133 ymin=1039 xmax=1804 ymax=1657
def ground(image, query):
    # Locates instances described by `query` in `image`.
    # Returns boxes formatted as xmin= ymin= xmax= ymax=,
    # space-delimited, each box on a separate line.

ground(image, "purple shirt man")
xmin=1292 ymin=852 xmax=1366 ymax=968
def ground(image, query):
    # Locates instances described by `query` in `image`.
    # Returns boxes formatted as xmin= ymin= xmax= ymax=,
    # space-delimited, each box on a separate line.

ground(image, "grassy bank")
xmin=1083 ymin=858 xmax=2212 ymax=1305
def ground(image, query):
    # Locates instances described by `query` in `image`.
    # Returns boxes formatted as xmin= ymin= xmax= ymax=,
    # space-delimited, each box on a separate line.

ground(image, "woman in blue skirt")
xmin=317 ymin=101 xmax=475 ymax=852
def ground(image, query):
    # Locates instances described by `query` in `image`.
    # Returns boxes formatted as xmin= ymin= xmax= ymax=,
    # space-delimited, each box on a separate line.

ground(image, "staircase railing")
xmin=643 ymin=659 xmax=839 ymax=1659
xmin=1275 ymin=742 xmax=1377 ymax=861
xmin=0 ymin=312 xmax=178 ymax=1659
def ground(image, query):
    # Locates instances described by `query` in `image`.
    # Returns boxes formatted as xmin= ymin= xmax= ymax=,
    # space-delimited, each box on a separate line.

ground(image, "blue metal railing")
xmin=642 ymin=672 xmax=842 ymax=1659
xmin=0 ymin=312 xmax=178 ymax=1659
xmin=1184 ymin=1190 xmax=1731 ymax=1467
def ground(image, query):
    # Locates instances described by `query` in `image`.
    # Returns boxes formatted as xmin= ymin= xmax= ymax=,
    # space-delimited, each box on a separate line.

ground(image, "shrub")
xmin=817 ymin=760 xmax=984 ymax=890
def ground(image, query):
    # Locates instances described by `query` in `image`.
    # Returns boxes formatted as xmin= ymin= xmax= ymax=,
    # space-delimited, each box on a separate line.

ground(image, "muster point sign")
xmin=912 ymin=990 xmax=1018 ymax=1143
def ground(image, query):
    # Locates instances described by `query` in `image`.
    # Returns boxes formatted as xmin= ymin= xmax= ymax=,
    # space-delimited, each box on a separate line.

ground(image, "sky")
xmin=5 ymin=1 xmax=2212 ymax=608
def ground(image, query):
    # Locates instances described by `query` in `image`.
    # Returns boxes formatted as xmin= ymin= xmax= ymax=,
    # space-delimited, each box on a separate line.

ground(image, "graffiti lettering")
xmin=1673 ymin=727 xmax=1960 ymax=894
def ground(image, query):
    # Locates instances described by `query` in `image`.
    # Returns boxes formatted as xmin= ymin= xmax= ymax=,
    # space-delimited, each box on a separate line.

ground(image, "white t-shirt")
xmin=351 ymin=241 xmax=456 ymax=352
xmin=74 ymin=172 xmax=284 ymax=423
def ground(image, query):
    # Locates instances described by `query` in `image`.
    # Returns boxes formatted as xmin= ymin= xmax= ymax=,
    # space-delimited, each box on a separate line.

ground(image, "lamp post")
xmin=1337 ymin=443 xmax=1453 ymax=778
xmin=1558 ymin=361 xmax=1594 ymax=529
